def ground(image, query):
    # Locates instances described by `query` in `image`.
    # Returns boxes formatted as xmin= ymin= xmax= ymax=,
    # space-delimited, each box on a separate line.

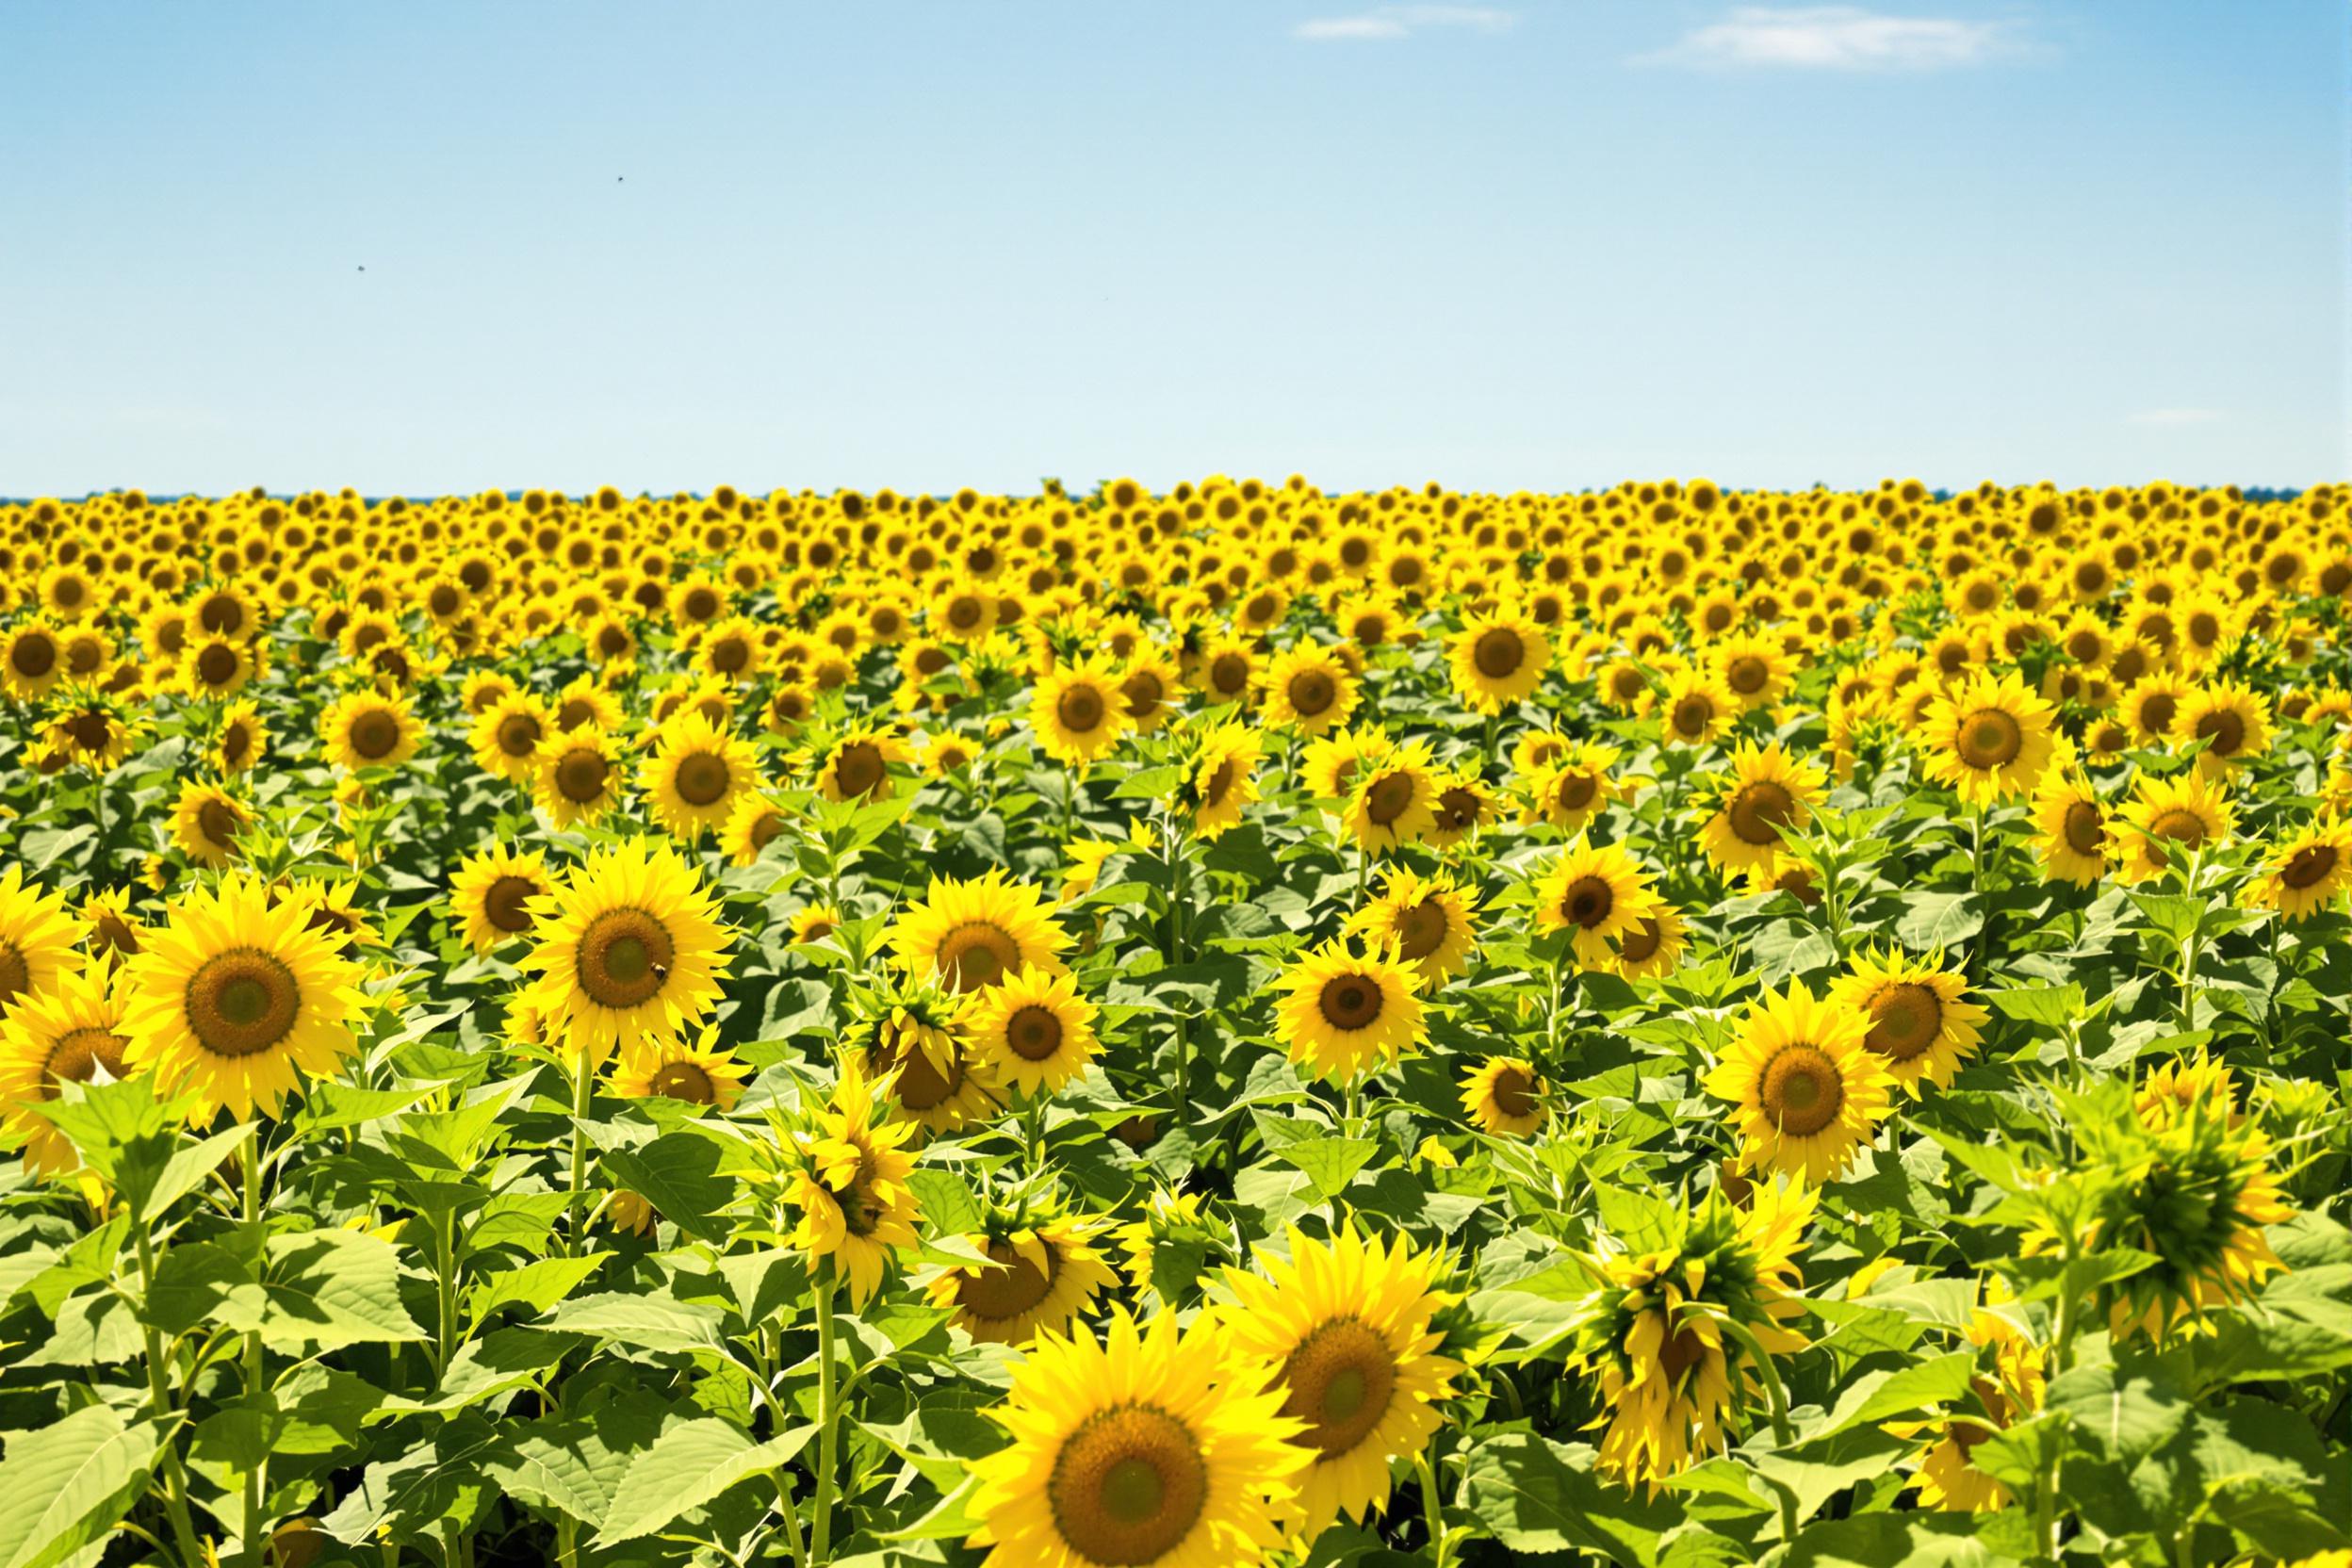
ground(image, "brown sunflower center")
xmin=1725 ymin=656 xmax=1769 ymax=694
xmin=185 ymin=950 xmax=302 ymax=1058
xmin=1760 ymin=1044 xmax=1843 ymax=1136
xmin=1288 ymin=670 xmax=1334 ymax=715
xmin=193 ymin=644 xmax=238 ymax=687
xmin=674 ymin=751 xmax=732 ymax=807
xmin=831 ymin=742 xmax=886 ymax=799
xmin=1561 ymin=874 xmax=1613 ymax=929
xmin=1863 ymin=982 xmax=1942 ymax=1062
xmin=1120 ymin=670 xmax=1164 ymax=718
xmin=959 ymin=1238 xmax=1058 ymax=1322
xmin=1393 ymin=898 xmax=1447 ymax=960
xmin=1048 ymin=1406 xmax=1208 ymax=1567
xmin=748 ymin=810 xmax=787 ymax=850
xmin=2063 ymin=801 xmax=2105 ymax=856
xmin=2137 ymin=693 xmax=2179 ymax=735
xmin=2148 ymin=808 xmax=2208 ymax=847
xmin=1435 ymin=787 xmax=1480 ymax=831
xmin=2194 ymin=710 xmax=2245 ymax=757
xmin=1672 ymin=695 xmax=1713 ymax=736
xmin=1210 ymin=652 xmax=1250 ymax=694
xmin=1201 ymin=758 xmax=1236 ymax=808
xmin=1006 ymin=1004 xmax=1065 ymax=1061
xmin=558 ymin=698 xmax=597 ymax=730
xmin=12 ymin=635 xmax=57 ymax=678
xmin=2280 ymin=843 xmax=2339 ymax=890
xmin=197 ymin=797 xmax=245 ymax=849
xmin=939 ymin=923 xmax=1021 ymax=991
xmin=1727 ymin=780 xmax=1797 ymax=846
xmin=1473 ymin=629 xmax=1525 ymax=679
xmin=1056 ymin=685 xmax=1106 ymax=734
xmin=648 ymin=1061 xmax=716 ymax=1104
xmin=1317 ymin=974 xmax=1384 ymax=1031
xmin=221 ymin=723 xmax=253 ymax=767
xmin=1617 ymin=915 xmax=1663 ymax=965
xmin=67 ymin=710 xmax=110 ymax=753
xmin=348 ymin=710 xmax=401 ymax=760
xmin=1363 ymin=772 xmax=1415 ymax=825
xmin=574 ymin=908 xmax=677 ymax=1009
xmin=1492 ymin=1065 xmax=1539 ymax=1119
xmin=1280 ymin=1316 xmax=1397 ymax=1459
xmin=42 ymin=1026 xmax=130 ymax=1095
xmin=1959 ymin=710 xmax=2022 ymax=770
xmin=1553 ymin=771 xmax=1598 ymax=813
xmin=484 ymin=875 xmax=539 ymax=934
xmin=496 ymin=712 xmax=542 ymax=758
xmin=555 ymin=749 xmax=610 ymax=803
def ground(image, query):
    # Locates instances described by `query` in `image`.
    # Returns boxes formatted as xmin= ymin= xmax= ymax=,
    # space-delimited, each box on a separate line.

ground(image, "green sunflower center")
xmin=1280 ymin=1316 xmax=1397 ymax=1459
xmin=186 ymin=950 xmax=302 ymax=1058
xmin=1049 ymin=1407 xmax=1208 ymax=1566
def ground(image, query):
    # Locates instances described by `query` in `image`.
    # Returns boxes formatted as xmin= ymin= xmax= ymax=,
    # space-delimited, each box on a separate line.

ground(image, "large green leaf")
xmin=0 ymin=1406 xmax=169 ymax=1568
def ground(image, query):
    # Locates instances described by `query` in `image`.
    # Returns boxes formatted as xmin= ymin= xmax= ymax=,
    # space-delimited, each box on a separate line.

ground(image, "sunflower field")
xmin=0 ymin=477 xmax=2347 ymax=1568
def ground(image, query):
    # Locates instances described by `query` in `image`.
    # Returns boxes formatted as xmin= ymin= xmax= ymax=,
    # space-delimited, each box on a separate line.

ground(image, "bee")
xmin=649 ymin=962 xmax=669 ymax=984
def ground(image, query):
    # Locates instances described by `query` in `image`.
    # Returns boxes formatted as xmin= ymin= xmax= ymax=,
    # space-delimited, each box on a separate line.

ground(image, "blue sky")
xmin=1 ymin=2 xmax=2342 ymax=497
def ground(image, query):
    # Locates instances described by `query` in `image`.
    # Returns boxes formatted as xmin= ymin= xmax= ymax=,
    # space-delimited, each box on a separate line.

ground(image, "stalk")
xmin=810 ymin=1267 xmax=841 ymax=1561
xmin=240 ymin=1126 xmax=269 ymax=1568
xmin=134 ymin=1227 xmax=205 ymax=1568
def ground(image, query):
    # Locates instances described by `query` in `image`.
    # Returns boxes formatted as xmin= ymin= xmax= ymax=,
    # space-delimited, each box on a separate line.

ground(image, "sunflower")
xmin=2115 ymin=770 xmax=2234 ymax=883
xmin=1613 ymin=905 xmax=1688 ymax=980
xmin=1450 ymin=610 xmax=1549 ymax=713
xmin=214 ymin=700 xmax=269 ymax=776
xmin=170 ymin=781 xmax=250 ymax=869
xmin=320 ymin=689 xmax=421 ymax=772
xmin=1461 ymin=1054 xmax=1544 ymax=1136
xmin=1 ymin=620 xmax=65 ymax=701
xmin=1117 ymin=648 xmax=1184 ymax=733
xmin=1520 ymin=743 xmax=1621 ymax=835
xmin=551 ymin=675 xmax=625 ymax=735
xmin=2172 ymin=678 xmax=2271 ymax=776
xmin=889 ymin=870 xmax=1070 ymax=995
xmin=1708 ymin=631 xmax=1792 ymax=712
xmin=816 ymin=723 xmax=912 ymax=804
xmin=1535 ymin=837 xmax=1663 ymax=970
xmin=1194 ymin=635 xmax=1258 ymax=708
xmin=1272 ymin=939 xmax=1426 ymax=1082
xmin=721 ymin=791 xmax=793 ymax=868
xmin=1346 ymin=867 xmax=1479 ymax=984
xmin=532 ymin=726 xmax=628 ymax=828
xmin=1897 ymin=1344 xmax=2043 ymax=1514
xmin=1825 ymin=948 xmax=1987 ymax=1095
xmin=1919 ymin=670 xmax=2055 ymax=805
xmin=788 ymin=1060 xmax=921 ymax=1307
xmin=790 ymin=903 xmax=843 ymax=945
xmin=1426 ymin=770 xmax=1496 ymax=849
xmin=1705 ymin=981 xmax=1891 ymax=1184
xmin=855 ymin=984 xmax=1001 ymax=1136
xmin=518 ymin=838 xmax=733 ymax=1069
xmin=1184 ymin=721 xmax=1262 ymax=841
xmin=925 ymin=1214 xmax=1119 ymax=1346
xmin=1655 ymin=666 xmax=1736 ymax=746
xmin=2031 ymin=759 xmax=2111 ymax=886
xmin=467 ymin=693 xmax=554 ymax=784
xmin=1217 ymin=1225 xmax=1461 ymax=1534
xmin=122 ymin=874 xmax=367 ymax=1119
xmin=967 ymin=964 xmax=1099 ymax=1101
xmin=284 ymin=878 xmax=378 ymax=950
xmin=2246 ymin=817 xmax=2352 ymax=922
xmin=449 ymin=845 xmax=554 ymax=955
xmin=611 ymin=1027 xmax=749 ymax=1112
xmin=1115 ymin=1186 xmax=1219 ymax=1296
xmin=1698 ymin=743 xmax=1825 ymax=880
xmin=2122 ymin=674 xmax=2191 ymax=745
xmin=1344 ymin=743 xmax=1440 ymax=853
xmin=1032 ymin=658 xmax=1133 ymax=766
xmin=640 ymin=711 xmax=760 ymax=840
xmin=1259 ymin=644 xmax=1359 ymax=735
xmin=79 ymin=888 xmax=144 ymax=964
xmin=0 ymin=962 xmax=135 ymax=1176
xmin=965 ymin=1307 xmax=1309 ymax=1568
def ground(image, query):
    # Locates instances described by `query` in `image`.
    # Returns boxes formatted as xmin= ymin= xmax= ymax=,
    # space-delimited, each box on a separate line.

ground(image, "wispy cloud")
xmin=1294 ymin=6 xmax=1515 ymax=42
xmin=1636 ymin=7 xmax=2024 ymax=71
xmin=2128 ymin=408 xmax=2228 ymax=427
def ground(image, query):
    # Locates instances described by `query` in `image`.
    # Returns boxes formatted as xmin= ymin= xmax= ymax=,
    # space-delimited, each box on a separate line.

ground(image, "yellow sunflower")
xmin=967 ymin=965 xmax=1100 ymax=1101
xmin=2031 ymin=760 xmax=2111 ymax=886
xmin=122 ymin=874 xmax=368 ymax=1119
xmin=1825 ymin=947 xmax=1987 ymax=1095
xmin=1346 ymin=867 xmax=1480 ymax=984
xmin=1 ymin=620 xmax=66 ymax=701
xmin=1919 ymin=670 xmax=2055 ymax=805
xmin=1186 ymin=721 xmax=1262 ymax=840
xmin=1272 ymin=939 xmax=1426 ymax=1082
xmin=517 ymin=838 xmax=733 ymax=1069
xmin=721 ymin=791 xmax=793 ymax=868
xmin=449 ymin=844 xmax=554 ymax=955
xmin=1535 ymin=837 xmax=1663 ymax=970
xmin=170 ymin=781 xmax=250 ymax=869
xmin=788 ymin=1060 xmax=921 ymax=1307
xmin=1117 ymin=648 xmax=1185 ymax=734
xmin=1613 ymin=905 xmax=1688 ymax=980
xmin=2115 ymin=770 xmax=2234 ymax=883
xmin=1032 ymin=658 xmax=1133 ymax=765
xmin=551 ymin=674 xmax=625 ymax=735
xmin=0 ymin=870 xmax=82 ymax=1024
xmin=1698 ymin=742 xmax=1825 ymax=880
xmin=467 ymin=693 xmax=554 ymax=784
xmin=1426 ymin=770 xmax=1496 ymax=849
xmin=1708 ymin=630 xmax=1792 ymax=712
xmin=319 ymin=689 xmax=421 ymax=772
xmin=816 ymin=724 xmax=912 ymax=804
xmin=1217 ymin=1225 xmax=1461 ymax=1534
xmin=2171 ymin=678 xmax=2271 ymax=776
xmin=1344 ymin=743 xmax=1440 ymax=853
xmin=1705 ymin=980 xmax=1891 ymax=1184
xmin=639 ymin=711 xmax=760 ymax=841
xmin=2245 ymin=817 xmax=2352 ymax=922
xmin=1461 ymin=1054 xmax=1544 ymax=1136
xmin=2122 ymin=674 xmax=2191 ymax=745
xmin=1655 ymin=666 xmax=1737 ymax=746
xmin=532 ymin=726 xmax=628 ymax=828
xmin=1449 ymin=610 xmax=1550 ymax=713
xmin=925 ymin=1214 xmax=1119 ymax=1346
xmin=790 ymin=903 xmax=843 ymax=945
xmin=965 ymin=1307 xmax=1310 ymax=1568
xmin=0 ymin=962 xmax=136 ymax=1176
xmin=214 ymin=700 xmax=269 ymax=776
xmin=857 ymin=986 xmax=1002 ymax=1136
xmin=1520 ymin=743 xmax=1621 ymax=835
xmin=888 ymin=869 xmax=1070 ymax=995
xmin=1260 ymin=644 xmax=1360 ymax=735
xmin=611 ymin=1027 xmax=749 ymax=1112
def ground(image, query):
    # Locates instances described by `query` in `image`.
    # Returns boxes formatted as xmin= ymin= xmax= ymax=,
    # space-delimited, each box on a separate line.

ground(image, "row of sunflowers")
xmin=0 ymin=477 xmax=2345 ymax=1568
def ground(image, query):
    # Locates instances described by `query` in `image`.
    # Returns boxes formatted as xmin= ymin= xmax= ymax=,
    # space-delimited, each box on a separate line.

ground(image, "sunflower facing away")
xmin=925 ymin=1213 xmax=1119 ymax=1346
xmin=518 ymin=837 xmax=733 ymax=1069
xmin=965 ymin=1307 xmax=1310 ymax=1568
xmin=1705 ymin=980 xmax=1892 ymax=1184
xmin=789 ymin=1060 xmax=922 ymax=1308
xmin=1273 ymin=939 xmax=1427 ymax=1082
xmin=1535 ymin=836 xmax=1664 ymax=971
xmin=0 ymin=962 xmax=136 ymax=1176
xmin=889 ymin=869 xmax=1070 ymax=995
xmin=1826 ymin=947 xmax=1987 ymax=1095
xmin=122 ymin=874 xmax=368 ymax=1119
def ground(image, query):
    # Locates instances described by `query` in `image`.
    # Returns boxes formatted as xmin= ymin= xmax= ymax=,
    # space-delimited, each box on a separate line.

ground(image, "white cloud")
xmin=1637 ymin=7 xmax=2022 ymax=71
xmin=2128 ymin=409 xmax=2228 ymax=427
xmin=1294 ymin=6 xmax=1514 ymax=42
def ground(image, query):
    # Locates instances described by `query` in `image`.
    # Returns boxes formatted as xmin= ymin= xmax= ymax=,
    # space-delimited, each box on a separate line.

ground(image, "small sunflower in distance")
xmin=1826 ymin=947 xmax=1988 ymax=1095
xmin=788 ymin=1060 xmax=921 ymax=1307
xmin=449 ymin=845 xmax=554 ymax=955
xmin=1536 ymin=837 xmax=1663 ymax=970
xmin=0 ymin=869 xmax=82 ymax=1021
xmin=967 ymin=964 xmax=1099 ymax=1101
xmin=1218 ymin=1224 xmax=1462 ymax=1535
xmin=2115 ymin=769 xmax=2234 ymax=883
xmin=122 ymin=874 xmax=368 ymax=1119
xmin=1699 ymin=742 xmax=1825 ymax=880
xmin=1031 ymin=657 xmax=1132 ymax=765
xmin=925 ymin=1212 xmax=1119 ymax=1346
xmin=1346 ymin=866 xmax=1480 ymax=984
xmin=1521 ymin=742 xmax=1621 ymax=836
xmin=518 ymin=837 xmax=732 ymax=1070
xmin=319 ymin=688 xmax=421 ymax=772
xmin=1273 ymin=939 xmax=1426 ymax=1082
xmin=1656 ymin=665 xmax=1736 ymax=746
xmin=888 ymin=869 xmax=1069 ymax=995
xmin=1462 ymin=1054 xmax=1545 ymax=1136
xmin=1260 ymin=643 xmax=1359 ymax=735
xmin=640 ymin=711 xmax=760 ymax=841
xmin=0 ymin=962 xmax=137 ymax=1176
xmin=1919 ymin=670 xmax=2055 ymax=805
xmin=1706 ymin=980 xmax=1891 ymax=1184
xmin=1449 ymin=609 xmax=1549 ymax=713
xmin=532 ymin=726 xmax=627 ymax=828
xmin=965 ymin=1307 xmax=1309 ymax=1568
xmin=2246 ymin=817 xmax=2352 ymax=922
xmin=611 ymin=1027 xmax=748 ymax=1112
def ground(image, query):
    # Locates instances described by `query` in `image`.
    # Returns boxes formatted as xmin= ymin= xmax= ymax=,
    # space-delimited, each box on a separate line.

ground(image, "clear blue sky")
xmin=2 ymin=2 xmax=2342 ymax=497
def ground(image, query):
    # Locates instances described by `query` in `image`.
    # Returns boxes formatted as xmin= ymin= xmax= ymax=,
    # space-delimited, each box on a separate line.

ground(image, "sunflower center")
xmin=1006 ymin=1004 xmax=1064 ymax=1061
xmin=558 ymin=698 xmax=597 ymax=730
xmin=1393 ymin=899 xmax=1446 ymax=960
xmin=675 ymin=751 xmax=732 ymax=807
xmin=12 ymin=636 xmax=56 ymax=678
xmin=1281 ymin=1317 xmax=1397 ymax=1459
xmin=832 ymin=742 xmax=885 ymax=798
xmin=497 ymin=713 xmax=541 ymax=757
xmin=1120 ymin=670 xmax=1164 ymax=718
xmin=1760 ymin=1044 xmax=1843 ymax=1136
xmin=1473 ymin=629 xmax=1525 ymax=678
xmin=1725 ymin=656 xmax=1768 ymax=694
xmin=1672 ymin=696 xmax=1712 ymax=736
xmin=1660 ymin=1323 xmax=1712 ymax=1383
xmin=2194 ymin=710 xmax=2245 ymax=757
xmin=1727 ymin=780 xmax=1797 ymax=846
xmin=349 ymin=710 xmax=401 ymax=760
xmin=484 ymin=875 xmax=539 ymax=934
xmin=1364 ymin=772 xmax=1415 ymax=825
xmin=1554 ymin=772 xmax=1597 ymax=813
xmin=939 ymin=923 xmax=1021 ymax=991
xmin=1864 ymin=982 xmax=1941 ymax=1062
xmin=185 ymin=950 xmax=302 ymax=1058
xmin=959 ymin=1238 xmax=1057 ymax=1321
xmin=0 ymin=943 xmax=25 ymax=1008
xmin=2148 ymin=808 xmax=2207 ymax=847
xmin=1960 ymin=710 xmax=2022 ymax=769
xmin=1288 ymin=671 xmax=1334 ymax=715
xmin=648 ymin=1061 xmax=716 ymax=1104
xmin=575 ymin=909 xmax=676 ymax=1009
xmin=1492 ymin=1065 xmax=1538 ymax=1119
xmin=1056 ymin=686 xmax=1106 ymax=733
xmin=1049 ymin=1407 xmax=1207 ymax=1567
xmin=2188 ymin=612 xmax=2219 ymax=645
xmin=1201 ymin=758 xmax=1236 ymax=808
xmin=555 ymin=749 xmax=609 ymax=804
xmin=42 ymin=1027 xmax=130 ymax=1095
xmin=67 ymin=710 xmax=111 ymax=752
xmin=1562 ymin=874 xmax=1612 ymax=929
xmin=2138 ymin=693 xmax=2179 ymax=735
xmin=221 ymin=724 xmax=252 ymax=767
xmin=1317 ymin=974 xmax=1384 ymax=1031
xmin=2281 ymin=843 xmax=2339 ymax=890
xmin=197 ymin=798 xmax=244 ymax=848
xmin=1436 ymin=788 xmax=1479 ymax=831
xmin=1618 ymin=916 xmax=1663 ymax=964
xmin=2059 ymin=800 xmax=2104 ymax=855
xmin=748 ymin=810 xmax=786 ymax=850
xmin=1210 ymin=653 xmax=1249 ymax=694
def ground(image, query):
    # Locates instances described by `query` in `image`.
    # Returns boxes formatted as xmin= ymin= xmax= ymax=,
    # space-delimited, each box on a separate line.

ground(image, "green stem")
xmin=811 ymin=1266 xmax=841 ymax=1561
xmin=771 ymin=1469 xmax=810 ymax=1568
xmin=134 ymin=1228 xmax=205 ymax=1568
xmin=564 ymin=1059 xmax=593 ymax=1259
xmin=1968 ymin=801 xmax=1990 ymax=985
xmin=1413 ymin=1446 xmax=1449 ymax=1568
xmin=433 ymin=1204 xmax=460 ymax=1379
xmin=241 ymin=1126 xmax=268 ymax=1568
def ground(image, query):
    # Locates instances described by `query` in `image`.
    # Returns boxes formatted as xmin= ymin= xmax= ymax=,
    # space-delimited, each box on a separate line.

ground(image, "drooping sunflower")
xmin=1346 ymin=867 xmax=1480 ymax=984
xmin=2246 ymin=817 xmax=2352 ymax=922
xmin=788 ymin=1060 xmax=922 ymax=1307
xmin=1893 ymin=1286 xmax=2045 ymax=1513
xmin=1919 ymin=670 xmax=2055 ymax=805
xmin=888 ymin=869 xmax=1070 ymax=995
xmin=1449 ymin=610 xmax=1549 ymax=713
xmin=320 ymin=689 xmax=421 ymax=772
xmin=611 ymin=1026 xmax=749 ymax=1112
xmin=967 ymin=964 xmax=1100 ymax=1101
xmin=2031 ymin=759 xmax=2111 ymax=886
xmin=1272 ymin=939 xmax=1426 ymax=1082
xmin=2171 ymin=678 xmax=2272 ymax=776
xmin=1032 ymin=658 xmax=1133 ymax=766
xmin=1184 ymin=721 xmax=1262 ymax=841
xmin=2115 ymin=769 xmax=2234 ymax=883
xmin=815 ymin=723 xmax=912 ymax=804
xmin=0 ymin=962 xmax=136 ymax=1176
xmin=1705 ymin=980 xmax=1891 ymax=1184
xmin=1259 ymin=644 xmax=1360 ymax=735
xmin=1217 ymin=1225 xmax=1462 ymax=1534
xmin=170 ymin=781 xmax=250 ymax=869
xmin=122 ymin=874 xmax=368 ymax=1119
xmin=467 ymin=693 xmax=554 ymax=784
xmin=1461 ymin=1054 xmax=1544 ymax=1136
xmin=517 ymin=838 xmax=733 ymax=1070
xmin=1535 ymin=837 xmax=1664 ymax=970
xmin=965 ymin=1307 xmax=1310 ymax=1568
xmin=449 ymin=844 xmax=555 ymax=955
xmin=639 ymin=711 xmax=760 ymax=841
xmin=925 ymin=1213 xmax=1119 ymax=1346
xmin=1698 ymin=743 xmax=1825 ymax=880
xmin=532 ymin=726 xmax=628 ymax=828
xmin=1344 ymin=743 xmax=1440 ymax=853
xmin=854 ymin=982 xmax=1001 ymax=1136
xmin=1825 ymin=947 xmax=1988 ymax=1095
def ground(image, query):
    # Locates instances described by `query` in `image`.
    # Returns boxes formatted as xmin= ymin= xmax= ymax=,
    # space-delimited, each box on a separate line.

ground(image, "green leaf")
xmin=0 ymin=1405 xmax=169 ymax=1568
xmin=262 ymin=1229 xmax=428 ymax=1349
xmin=540 ymin=1290 xmax=727 ymax=1355
xmin=467 ymin=1254 xmax=610 ymax=1323
xmin=596 ymin=1131 xmax=737 ymax=1242
xmin=1800 ymin=1351 xmax=1978 ymax=1442
xmin=1458 ymin=1432 xmax=1683 ymax=1567
xmin=906 ymin=1168 xmax=984 ymax=1240
xmin=593 ymin=1417 xmax=808 ymax=1544
xmin=1269 ymin=1136 xmax=1378 ymax=1202
xmin=379 ymin=1328 xmax=584 ymax=1416
xmin=1782 ymin=1512 xmax=2026 ymax=1567
xmin=1984 ymin=983 xmax=2084 ymax=1028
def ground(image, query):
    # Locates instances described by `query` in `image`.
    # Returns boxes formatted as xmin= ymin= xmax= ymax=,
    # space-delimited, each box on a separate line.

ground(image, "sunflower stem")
xmin=564 ymin=1057 xmax=593 ymax=1260
xmin=134 ymin=1226 xmax=206 ymax=1568
xmin=1967 ymin=801 xmax=1991 ymax=985
xmin=432 ymin=1202 xmax=459 ymax=1380
xmin=1413 ymin=1446 xmax=1450 ymax=1568
xmin=239 ymin=1124 xmax=269 ymax=1568
xmin=810 ymin=1266 xmax=841 ymax=1562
